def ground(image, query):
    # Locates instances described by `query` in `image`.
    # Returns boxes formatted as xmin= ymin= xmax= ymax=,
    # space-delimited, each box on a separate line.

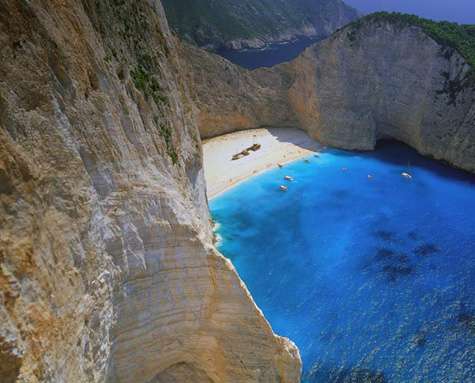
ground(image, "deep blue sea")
xmin=211 ymin=141 xmax=475 ymax=382
xmin=216 ymin=36 xmax=321 ymax=70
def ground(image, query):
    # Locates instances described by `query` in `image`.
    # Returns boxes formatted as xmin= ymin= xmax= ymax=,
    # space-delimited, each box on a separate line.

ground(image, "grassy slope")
xmin=349 ymin=12 xmax=475 ymax=75
xmin=162 ymin=0 xmax=357 ymax=47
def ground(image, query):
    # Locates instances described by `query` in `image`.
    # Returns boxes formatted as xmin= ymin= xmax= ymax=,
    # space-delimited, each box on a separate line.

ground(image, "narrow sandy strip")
xmin=203 ymin=128 xmax=321 ymax=199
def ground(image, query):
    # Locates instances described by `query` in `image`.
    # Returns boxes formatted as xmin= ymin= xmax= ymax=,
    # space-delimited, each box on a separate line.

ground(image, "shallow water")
xmin=211 ymin=142 xmax=475 ymax=382
xmin=216 ymin=36 xmax=321 ymax=70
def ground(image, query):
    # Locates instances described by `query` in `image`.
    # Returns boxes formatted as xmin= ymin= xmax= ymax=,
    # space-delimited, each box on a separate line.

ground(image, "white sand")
xmin=203 ymin=128 xmax=321 ymax=199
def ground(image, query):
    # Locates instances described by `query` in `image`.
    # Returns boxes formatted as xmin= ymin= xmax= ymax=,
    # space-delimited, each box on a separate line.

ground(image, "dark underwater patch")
xmin=457 ymin=312 xmax=475 ymax=335
xmin=411 ymin=331 xmax=428 ymax=348
xmin=407 ymin=231 xmax=419 ymax=240
xmin=372 ymin=248 xmax=414 ymax=281
xmin=337 ymin=368 xmax=387 ymax=383
xmin=414 ymin=243 xmax=439 ymax=257
xmin=307 ymin=364 xmax=387 ymax=383
xmin=396 ymin=254 xmax=410 ymax=263
xmin=374 ymin=230 xmax=395 ymax=242
xmin=383 ymin=264 xmax=414 ymax=282
xmin=375 ymin=248 xmax=396 ymax=260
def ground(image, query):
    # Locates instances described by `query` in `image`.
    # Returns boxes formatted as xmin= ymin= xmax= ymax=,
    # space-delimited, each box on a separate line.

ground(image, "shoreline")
xmin=203 ymin=128 xmax=321 ymax=199
xmin=215 ymin=34 xmax=321 ymax=53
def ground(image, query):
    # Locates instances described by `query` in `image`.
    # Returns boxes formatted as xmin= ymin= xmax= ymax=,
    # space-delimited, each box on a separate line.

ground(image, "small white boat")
xmin=401 ymin=172 xmax=413 ymax=179
xmin=284 ymin=175 xmax=293 ymax=181
xmin=279 ymin=185 xmax=288 ymax=192
xmin=368 ymin=174 xmax=373 ymax=180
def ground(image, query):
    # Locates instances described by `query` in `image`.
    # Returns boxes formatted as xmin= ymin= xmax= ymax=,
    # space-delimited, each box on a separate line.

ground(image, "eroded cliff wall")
xmin=0 ymin=1 xmax=300 ymax=382
xmin=180 ymin=44 xmax=296 ymax=139
xmin=186 ymin=18 xmax=475 ymax=172
xmin=290 ymin=19 xmax=475 ymax=171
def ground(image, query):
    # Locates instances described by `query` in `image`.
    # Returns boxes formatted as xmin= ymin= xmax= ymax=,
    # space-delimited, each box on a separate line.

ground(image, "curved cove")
xmin=216 ymin=36 xmax=322 ymax=69
xmin=210 ymin=141 xmax=475 ymax=382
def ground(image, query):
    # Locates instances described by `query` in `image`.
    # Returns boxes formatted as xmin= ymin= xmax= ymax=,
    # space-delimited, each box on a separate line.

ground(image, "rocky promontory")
xmin=185 ymin=13 xmax=475 ymax=172
xmin=162 ymin=0 xmax=358 ymax=50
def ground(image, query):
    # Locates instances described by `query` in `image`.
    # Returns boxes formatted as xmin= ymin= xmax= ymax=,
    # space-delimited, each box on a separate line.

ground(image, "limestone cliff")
xmin=0 ymin=1 xmax=300 ymax=382
xmin=184 ymin=15 xmax=475 ymax=172
xmin=289 ymin=16 xmax=475 ymax=172
xmin=180 ymin=43 xmax=295 ymax=139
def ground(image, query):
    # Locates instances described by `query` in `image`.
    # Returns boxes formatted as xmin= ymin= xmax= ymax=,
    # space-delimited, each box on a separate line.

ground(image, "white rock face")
xmin=180 ymin=43 xmax=295 ymax=139
xmin=0 ymin=1 xmax=301 ymax=382
xmin=185 ymin=19 xmax=475 ymax=172
xmin=290 ymin=21 xmax=475 ymax=171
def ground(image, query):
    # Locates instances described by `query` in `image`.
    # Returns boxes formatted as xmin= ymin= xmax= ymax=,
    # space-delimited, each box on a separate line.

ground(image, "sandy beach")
xmin=203 ymin=128 xmax=321 ymax=199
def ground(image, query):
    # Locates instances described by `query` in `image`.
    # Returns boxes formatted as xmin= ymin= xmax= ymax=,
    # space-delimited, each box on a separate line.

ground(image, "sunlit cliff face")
xmin=183 ymin=18 xmax=475 ymax=173
xmin=0 ymin=1 xmax=301 ymax=382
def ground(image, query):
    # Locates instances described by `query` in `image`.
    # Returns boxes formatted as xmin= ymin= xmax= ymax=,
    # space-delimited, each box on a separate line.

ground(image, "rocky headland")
xmin=162 ymin=0 xmax=358 ymax=50
xmin=184 ymin=13 xmax=475 ymax=172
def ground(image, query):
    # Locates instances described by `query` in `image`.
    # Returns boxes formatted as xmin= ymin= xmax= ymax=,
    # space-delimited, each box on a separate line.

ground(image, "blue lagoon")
xmin=216 ymin=36 xmax=322 ymax=70
xmin=211 ymin=141 xmax=475 ymax=382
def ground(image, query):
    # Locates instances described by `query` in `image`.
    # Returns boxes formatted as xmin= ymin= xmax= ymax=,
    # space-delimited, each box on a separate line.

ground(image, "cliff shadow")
xmin=374 ymin=139 xmax=475 ymax=186
xmin=266 ymin=127 xmax=322 ymax=152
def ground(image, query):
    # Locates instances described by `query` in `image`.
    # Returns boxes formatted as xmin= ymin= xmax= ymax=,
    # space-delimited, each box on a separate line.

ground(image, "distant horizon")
xmin=345 ymin=0 xmax=475 ymax=24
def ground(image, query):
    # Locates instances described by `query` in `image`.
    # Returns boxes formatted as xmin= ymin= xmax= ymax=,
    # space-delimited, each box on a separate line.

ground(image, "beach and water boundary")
xmin=203 ymin=128 xmax=321 ymax=199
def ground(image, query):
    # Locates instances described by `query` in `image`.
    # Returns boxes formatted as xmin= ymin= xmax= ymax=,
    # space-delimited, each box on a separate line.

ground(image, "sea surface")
xmin=211 ymin=141 xmax=475 ymax=382
xmin=216 ymin=36 xmax=321 ymax=70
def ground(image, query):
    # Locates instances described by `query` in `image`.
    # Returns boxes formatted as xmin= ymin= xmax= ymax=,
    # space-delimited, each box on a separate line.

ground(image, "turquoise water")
xmin=210 ymin=142 xmax=475 ymax=382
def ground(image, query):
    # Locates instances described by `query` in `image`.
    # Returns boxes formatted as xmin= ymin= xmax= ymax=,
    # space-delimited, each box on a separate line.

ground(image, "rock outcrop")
xmin=290 ymin=18 xmax=475 ymax=171
xmin=180 ymin=43 xmax=295 ymax=139
xmin=184 ymin=16 xmax=475 ymax=172
xmin=162 ymin=0 xmax=358 ymax=50
xmin=0 ymin=1 xmax=300 ymax=382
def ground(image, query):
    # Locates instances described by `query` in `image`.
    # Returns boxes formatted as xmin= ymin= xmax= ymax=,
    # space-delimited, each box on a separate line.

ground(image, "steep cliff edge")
xmin=162 ymin=0 xmax=358 ymax=50
xmin=184 ymin=14 xmax=475 ymax=172
xmin=180 ymin=43 xmax=296 ymax=139
xmin=0 ymin=1 xmax=300 ymax=382
xmin=290 ymin=14 xmax=475 ymax=171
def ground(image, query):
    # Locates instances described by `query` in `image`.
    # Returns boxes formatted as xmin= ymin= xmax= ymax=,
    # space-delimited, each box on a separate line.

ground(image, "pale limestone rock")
xmin=180 ymin=43 xmax=295 ymax=139
xmin=184 ymin=20 xmax=475 ymax=172
xmin=0 ymin=1 xmax=301 ymax=382
xmin=290 ymin=21 xmax=475 ymax=171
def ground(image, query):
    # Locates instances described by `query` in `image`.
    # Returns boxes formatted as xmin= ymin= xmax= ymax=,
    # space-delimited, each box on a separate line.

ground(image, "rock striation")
xmin=3 ymin=5 xmax=475 ymax=382
xmin=180 ymin=43 xmax=295 ymax=139
xmin=184 ymin=16 xmax=475 ymax=172
xmin=289 ymin=18 xmax=475 ymax=172
xmin=0 ymin=1 xmax=300 ymax=382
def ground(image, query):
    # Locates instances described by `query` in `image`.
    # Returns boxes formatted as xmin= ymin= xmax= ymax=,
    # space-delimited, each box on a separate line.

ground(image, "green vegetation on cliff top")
xmin=95 ymin=0 xmax=178 ymax=165
xmin=162 ymin=0 xmax=357 ymax=48
xmin=350 ymin=12 xmax=475 ymax=74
